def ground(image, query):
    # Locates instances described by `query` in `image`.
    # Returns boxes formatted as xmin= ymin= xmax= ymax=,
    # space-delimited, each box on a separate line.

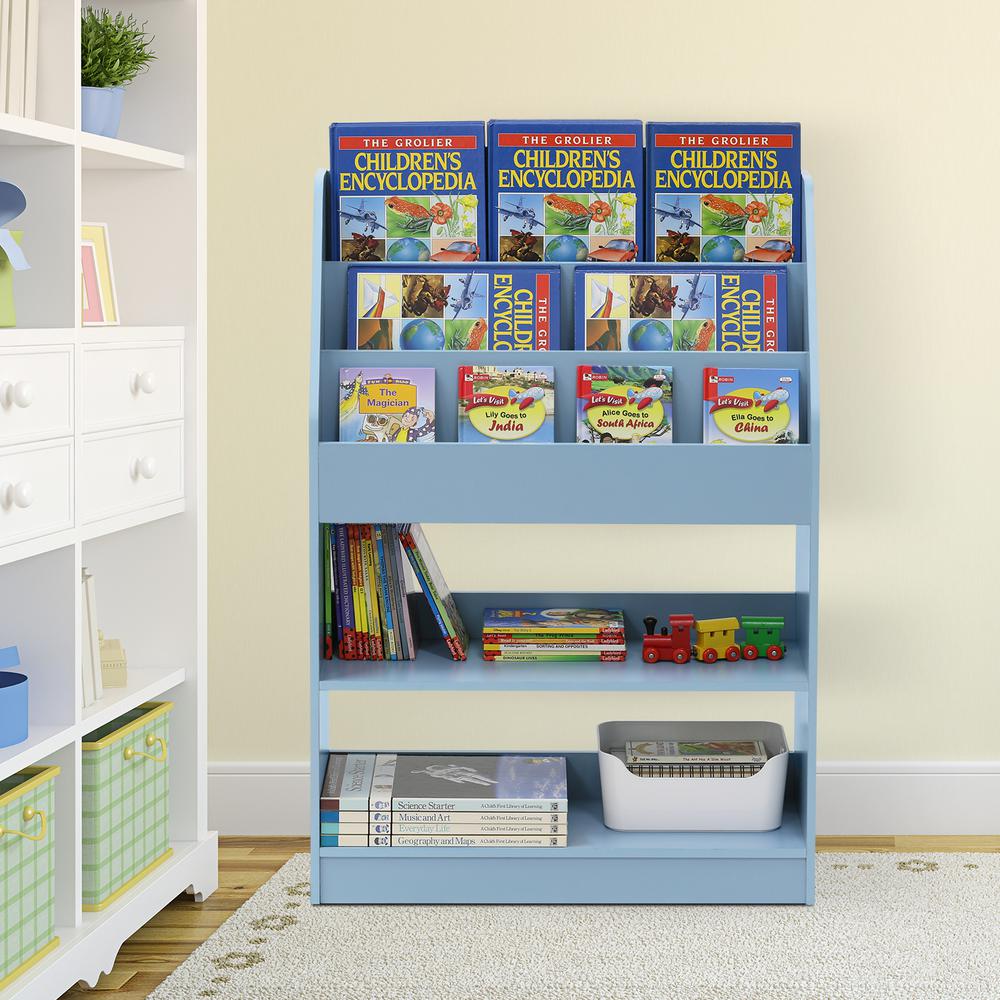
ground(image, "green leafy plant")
xmin=81 ymin=7 xmax=156 ymax=89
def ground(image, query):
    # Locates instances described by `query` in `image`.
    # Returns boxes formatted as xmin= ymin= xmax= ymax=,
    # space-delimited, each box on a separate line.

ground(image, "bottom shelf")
xmin=313 ymin=753 xmax=812 ymax=904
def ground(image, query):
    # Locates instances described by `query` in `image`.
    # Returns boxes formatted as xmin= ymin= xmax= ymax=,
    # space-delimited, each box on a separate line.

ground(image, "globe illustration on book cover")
xmin=387 ymin=237 xmax=431 ymax=262
xmin=628 ymin=319 xmax=673 ymax=351
xmin=701 ymin=235 xmax=746 ymax=263
xmin=544 ymin=235 xmax=588 ymax=262
xmin=400 ymin=318 xmax=445 ymax=350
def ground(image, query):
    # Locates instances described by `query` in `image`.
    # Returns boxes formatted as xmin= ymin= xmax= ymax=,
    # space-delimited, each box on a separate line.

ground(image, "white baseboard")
xmin=208 ymin=761 xmax=1000 ymax=837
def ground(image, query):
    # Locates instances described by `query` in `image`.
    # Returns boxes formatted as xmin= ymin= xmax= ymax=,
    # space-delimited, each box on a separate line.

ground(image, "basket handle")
xmin=124 ymin=734 xmax=168 ymax=763
xmin=0 ymin=806 xmax=48 ymax=842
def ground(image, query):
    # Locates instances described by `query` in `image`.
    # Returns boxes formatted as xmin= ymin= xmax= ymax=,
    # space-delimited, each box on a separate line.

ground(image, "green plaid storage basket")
xmin=82 ymin=701 xmax=172 ymax=911
xmin=0 ymin=765 xmax=60 ymax=990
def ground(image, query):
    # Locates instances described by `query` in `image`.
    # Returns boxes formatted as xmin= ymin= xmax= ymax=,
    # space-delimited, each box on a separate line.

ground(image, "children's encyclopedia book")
xmin=703 ymin=367 xmax=800 ymax=444
xmin=645 ymin=122 xmax=801 ymax=264
xmin=339 ymin=368 xmax=435 ymax=443
xmin=347 ymin=266 xmax=558 ymax=350
xmin=329 ymin=122 xmax=486 ymax=263
xmin=575 ymin=266 xmax=787 ymax=352
xmin=577 ymin=365 xmax=672 ymax=444
xmin=488 ymin=120 xmax=644 ymax=263
xmin=458 ymin=365 xmax=555 ymax=443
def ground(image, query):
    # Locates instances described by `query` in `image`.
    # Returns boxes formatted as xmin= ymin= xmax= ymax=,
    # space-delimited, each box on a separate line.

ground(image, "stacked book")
xmin=624 ymin=739 xmax=768 ymax=777
xmin=321 ymin=753 xmax=567 ymax=847
xmin=481 ymin=607 xmax=626 ymax=662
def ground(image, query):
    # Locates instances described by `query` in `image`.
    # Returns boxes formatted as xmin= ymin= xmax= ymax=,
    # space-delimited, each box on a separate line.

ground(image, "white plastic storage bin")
xmin=597 ymin=721 xmax=789 ymax=832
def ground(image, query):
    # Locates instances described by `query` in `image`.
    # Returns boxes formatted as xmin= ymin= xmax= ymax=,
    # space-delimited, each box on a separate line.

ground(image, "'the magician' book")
xmin=646 ymin=122 xmax=801 ymax=264
xmin=577 ymin=365 xmax=672 ymax=444
xmin=703 ymin=367 xmax=799 ymax=444
xmin=458 ymin=365 xmax=555 ymax=443
xmin=576 ymin=266 xmax=787 ymax=351
xmin=348 ymin=265 xmax=558 ymax=350
xmin=329 ymin=122 xmax=486 ymax=262
xmin=339 ymin=368 xmax=435 ymax=442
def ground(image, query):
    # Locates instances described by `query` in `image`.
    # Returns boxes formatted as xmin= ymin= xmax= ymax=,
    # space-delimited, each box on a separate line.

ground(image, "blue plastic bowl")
xmin=0 ymin=672 xmax=29 ymax=748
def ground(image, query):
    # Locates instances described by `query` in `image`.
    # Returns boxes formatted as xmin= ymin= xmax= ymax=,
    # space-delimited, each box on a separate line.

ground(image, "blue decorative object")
xmin=81 ymin=86 xmax=124 ymax=138
xmin=700 ymin=235 xmax=746 ymax=263
xmin=0 ymin=181 xmax=29 ymax=273
xmin=627 ymin=319 xmax=673 ymax=351
xmin=386 ymin=238 xmax=430 ymax=262
xmin=399 ymin=319 xmax=444 ymax=351
xmin=544 ymin=235 xmax=588 ymax=262
xmin=0 ymin=646 xmax=28 ymax=748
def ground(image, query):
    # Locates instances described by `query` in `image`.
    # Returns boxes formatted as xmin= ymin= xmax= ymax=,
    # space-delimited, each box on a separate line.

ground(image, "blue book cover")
xmin=458 ymin=365 xmax=555 ymax=443
xmin=487 ymin=120 xmax=643 ymax=263
xmin=574 ymin=266 xmax=787 ymax=351
xmin=646 ymin=123 xmax=801 ymax=264
xmin=329 ymin=122 xmax=486 ymax=263
xmin=0 ymin=645 xmax=19 ymax=669
xmin=347 ymin=265 xmax=559 ymax=350
xmin=703 ymin=367 xmax=800 ymax=444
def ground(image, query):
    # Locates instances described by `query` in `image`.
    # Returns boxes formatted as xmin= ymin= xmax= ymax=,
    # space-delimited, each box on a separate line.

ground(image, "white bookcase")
xmin=0 ymin=1 xmax=216 ymax=995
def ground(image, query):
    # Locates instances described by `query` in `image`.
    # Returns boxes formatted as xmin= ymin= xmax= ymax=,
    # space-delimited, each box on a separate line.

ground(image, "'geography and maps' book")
xmin=347 ymin=266 xmax=558 ymax=350
xmin=329 ymin=122 xmax=485 ymax=263
xmin=577 ymin=365 xmax=673 ymax=444
xmin=703 ymin=367 xmax=800 ymax=444
xmin=488 ymin=120 xmax=643 ymax=262
xmin=575 ymin=266 xmax=787 ymax=351
xmin=339 ymin=368 xmax=435 ymax=443
xmin=458 ymin=365 xmax=555 ymax=443
xmin=646 ymin=123 xmax=801 ymax=264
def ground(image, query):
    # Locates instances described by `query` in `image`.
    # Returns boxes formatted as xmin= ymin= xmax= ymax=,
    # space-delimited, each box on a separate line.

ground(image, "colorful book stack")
xmin=323 ymin=523 xmax=469 ymax=661
xmin=624 ymin=739 xmax=768 ymax=778
xmin=482 ymin=608 xmax=626 ymax=662
xmin=321 ymin=754 xmax=568 ymax=847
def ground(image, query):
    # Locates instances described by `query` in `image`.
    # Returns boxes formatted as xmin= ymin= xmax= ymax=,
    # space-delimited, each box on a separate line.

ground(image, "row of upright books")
xmin=330 ymin=120 xmax=801 ymax=265
xmin=321 ymin=754 xmax=568 ymax=848
xmin=340 ymin=365 xmax=800 ymax=445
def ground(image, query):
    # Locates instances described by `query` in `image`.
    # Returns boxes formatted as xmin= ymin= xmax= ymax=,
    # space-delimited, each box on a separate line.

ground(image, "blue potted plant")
xmin=81 ymin=7 xmax=156 ymax=139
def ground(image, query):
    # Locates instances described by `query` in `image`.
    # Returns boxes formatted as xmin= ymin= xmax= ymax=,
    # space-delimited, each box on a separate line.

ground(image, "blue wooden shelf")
xmin=308 ymin=168 xmax=820 ymax=905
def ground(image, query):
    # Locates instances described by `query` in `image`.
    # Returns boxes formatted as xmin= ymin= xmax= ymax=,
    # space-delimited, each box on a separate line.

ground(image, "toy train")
xmin=641 ymin=615 xmax=786 ymax=664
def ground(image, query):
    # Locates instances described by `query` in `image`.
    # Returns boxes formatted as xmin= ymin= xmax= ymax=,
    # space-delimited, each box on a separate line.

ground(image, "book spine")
xmin=482 ymin=643 xmax=627 ymax=653
xmin=322 ymin=525 xmax=333 ymax=659
xmin=390 ymin=834 xmax=566 ymax=848
xmin=369 ymin=754 xmax=397 ymax=845
xmin=319 ymin=752 xmax=346 ymax=811
xmin=385 ymin=526 xmax=410 ymax=660
xmin=626 ymin=763 xmax=764 ymax=778
xmin=330 ymin=525 xmax=343 ymax=656
xmin=392 ymin=820 xmax=567 ymax=835
xmin=338 ymin=752 xmax=377 ymax=809
xmin=392 ymin=798 xmax=567 ymax=813
xmin=392 ymin=810 xmax=567 ymax=825
xmin=392 ymin=527 xmax=417 ymax=658
xmin=373 ymin=525 xmax=397 ymax=660
xmin=320 ymin=834 xmax=376 ymax=847
xmin=398 ymin=523 xmax=456 ymax=655
xmin=483 ymin=652 xmax=626 ymax=662
xmin=335 ymin=526 xmax=356 ymax=658
xmin=481 ymin=631 xmax=626 ymax=642
xmin=321 ymin=820 xmax=372 ymax=834
xmin=360 ymin=526 xmax=384 ymax=660
xmin=408 ymin=524 xmax=469 ymax=655
xmin=319 ymin=808 xmax=370 ymax=822
xmin=399 ymin=525 xmax=466 ymax=660
xmin=348 ymin=525 xmax=369 ymax=659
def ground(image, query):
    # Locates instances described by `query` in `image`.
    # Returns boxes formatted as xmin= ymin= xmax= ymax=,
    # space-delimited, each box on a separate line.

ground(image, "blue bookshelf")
xmin=309 ymin=169 xmax=820 ymax=904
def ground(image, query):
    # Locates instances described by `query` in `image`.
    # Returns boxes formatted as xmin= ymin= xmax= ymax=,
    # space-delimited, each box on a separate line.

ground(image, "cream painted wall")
xmin=207 ymin=0 xmax=999 ymax=762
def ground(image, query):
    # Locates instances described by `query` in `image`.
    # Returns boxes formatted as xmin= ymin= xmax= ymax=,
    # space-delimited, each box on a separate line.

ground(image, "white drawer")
xmin=82 ymin=343 xmax=183 ymax=432
xmin=0 ymin=346 xmax=73 ymax=445
xmin=80 ymin=423 xmax=184 ymax=524
xmin=0 ymin=439 xmax=73 ymax=546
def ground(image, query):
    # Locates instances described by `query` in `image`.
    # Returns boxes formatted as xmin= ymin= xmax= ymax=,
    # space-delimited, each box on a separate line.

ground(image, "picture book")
xmin=347 ymin=266 xmax=559 ymax=351
xmin=703 ymin=367 xmax=800 ymax=444
xmin=577 ymin=365 xmax=673 ymax=444
xmin=482 ymin=608 xmax=625 ymax=636
xmin=624 ymin=740 xmax=768 ymax=764
xmin=487 ymin=120 xmax=644 ymax=263
xmin=458 ymin=365 xmax=555 ymax=443
xmin=329 ymin=122 xmax=486 ymax=263
xmin=646 ymin=122 xmax=801 ymax=263
xmin=338 ymin=368 xmax=435 ymax=443
xmin=575 ymin=267 xmax=787 ymax=352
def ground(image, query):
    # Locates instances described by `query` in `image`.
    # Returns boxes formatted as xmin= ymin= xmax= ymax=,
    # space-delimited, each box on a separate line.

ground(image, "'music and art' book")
xmin=488 ymin=120 xmax=644 ymax=263
xmin=575 ymin=267 xmax=787 ymax=351
xmin=329 ymin=122 xmax=485 ymax=262
xmin=339 ymin=368 xmax=435 ymax=443
xmin=646 ymin=122 xmax=801 ymax=264
xmin=347 ymin=266 xmax=558 ymax=350
xmin=703 ymin=367 xmax=799 ymax=445
xmin=577 ymin=365 xmax=672 ymax=444
xmin=458 ymin=365 xmax=555 ymax=443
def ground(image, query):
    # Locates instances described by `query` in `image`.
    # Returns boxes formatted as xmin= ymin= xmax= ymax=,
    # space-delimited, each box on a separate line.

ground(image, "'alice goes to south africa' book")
xmin=646 ymin=122 xmax=801 ymax=264
xmin=329 ymin=122 xmax=486 ymax=263
xmin=577 ymin=365 xmax=672 ymax=444
xmin=703 ymin=367 xmax=799 ymax=445
xmin=347 ymin=265 xmax=558 ymax=350
xmin=575 ymin=266 xmax=787 ymax=352
xmin=458 ymin=365 xmax=555 ymax=443
xmin=339 ymin=368 xmax=435 ymax=443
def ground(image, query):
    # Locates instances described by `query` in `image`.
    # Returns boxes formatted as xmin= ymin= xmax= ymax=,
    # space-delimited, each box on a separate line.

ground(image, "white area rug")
xmin=149 ymin=853 xmax=999 ymax=1000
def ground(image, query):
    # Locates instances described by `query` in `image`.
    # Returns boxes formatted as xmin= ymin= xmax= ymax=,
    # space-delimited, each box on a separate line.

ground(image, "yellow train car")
xmin=693 ymin=617 xmax=741 ymax=663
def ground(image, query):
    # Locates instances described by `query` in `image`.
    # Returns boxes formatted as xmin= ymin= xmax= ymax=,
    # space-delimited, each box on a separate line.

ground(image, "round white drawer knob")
xmin=0 ymin=380 xmax=33 ymax=408
xmin=0 ymin=480 xmax=33 ymax=510
xmin=131 ymin=371 xmax=157 ymax=395
xmin=131 ymin=456 xmax=158 ymax=481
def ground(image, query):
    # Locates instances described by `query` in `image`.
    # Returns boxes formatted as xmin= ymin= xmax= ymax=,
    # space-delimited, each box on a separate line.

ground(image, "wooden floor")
xmin=62 ymin=835 xmax=999 ymax=998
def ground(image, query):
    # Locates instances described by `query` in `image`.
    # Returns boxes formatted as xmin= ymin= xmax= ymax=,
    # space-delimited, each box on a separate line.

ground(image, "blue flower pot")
xmin=0 ymin=671 xmax=29 ymax=748
xmin=81 ymin=86 xmax=124 ymax=138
